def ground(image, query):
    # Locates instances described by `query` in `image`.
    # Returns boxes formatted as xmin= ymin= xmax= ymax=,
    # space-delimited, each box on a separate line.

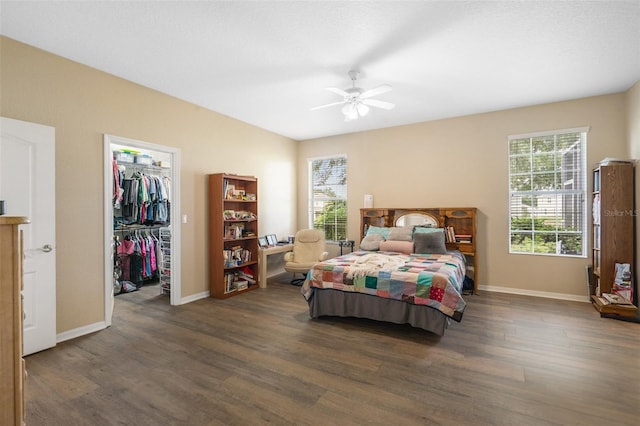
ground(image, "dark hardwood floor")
xmin=25 ymin=277 xmax=640 ymax=425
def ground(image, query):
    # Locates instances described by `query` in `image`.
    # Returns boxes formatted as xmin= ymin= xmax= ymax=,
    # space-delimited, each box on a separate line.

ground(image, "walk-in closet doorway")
xmin=103 ymin=134 xmax=181 ymax=326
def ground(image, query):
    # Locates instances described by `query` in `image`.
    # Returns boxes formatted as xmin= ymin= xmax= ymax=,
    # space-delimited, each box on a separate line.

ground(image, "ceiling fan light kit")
xmin=312 ymin=70 xmax=395 ymax=121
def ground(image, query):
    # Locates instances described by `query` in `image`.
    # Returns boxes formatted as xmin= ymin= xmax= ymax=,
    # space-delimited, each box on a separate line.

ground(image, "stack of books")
xmin=237 ymin=269 xmax=256 ymax=286
xmin=600 ymin=293 xmax=634 ymax=305
xmin=444 ymin=226 xmax=456 ymax=243
xmin=613 ymin=263 xmax=633 ymax=301
xmin=224 ymin=269 xmax=256 ymax=293
xmin=443 ymin=227 xmax=472 ymax=244
xmin=223 ymin=246 xmax=251 ymax=267
xmin=455 ymin=234 xmax=472 ymax=244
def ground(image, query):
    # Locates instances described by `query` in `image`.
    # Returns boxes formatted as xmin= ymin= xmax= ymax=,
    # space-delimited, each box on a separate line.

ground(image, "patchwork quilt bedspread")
xmin=303 ymin=250 xmax=466 ymax=321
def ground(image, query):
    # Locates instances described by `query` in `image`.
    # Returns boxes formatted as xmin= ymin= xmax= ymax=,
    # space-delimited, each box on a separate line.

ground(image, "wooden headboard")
xmin=360 ymin=207 xmax=478 ymax=293
xmin=360 ymin=208 xmax=475 ymax=240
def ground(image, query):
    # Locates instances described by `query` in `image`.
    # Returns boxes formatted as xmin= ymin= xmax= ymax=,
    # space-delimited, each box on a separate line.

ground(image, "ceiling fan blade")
xmin=326 ymin=87 xmax=350 ymax=97
xmin=360 ymin=84 xmax=392 ymax=99
xmin=310 ymin=100 xmax=346 ymax=111
xmin=362 ymin=99 xmax=395 ymax=110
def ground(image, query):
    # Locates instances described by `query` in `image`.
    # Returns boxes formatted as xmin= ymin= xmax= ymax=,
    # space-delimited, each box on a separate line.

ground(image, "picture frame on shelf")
xmin=225 ymin=184 xmax=235 ymax=200
xmin=266 ymin=234 xmax=278 ymax=246
xmin=233 ymin=189 xmax=245 ymax=200
xmin=258 ymin=236 xmax=268 ymax=248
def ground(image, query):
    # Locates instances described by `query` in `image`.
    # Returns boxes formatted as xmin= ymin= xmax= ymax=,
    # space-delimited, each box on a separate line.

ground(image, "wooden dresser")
xmin=1 ymin=216 xmax=29 ymax=426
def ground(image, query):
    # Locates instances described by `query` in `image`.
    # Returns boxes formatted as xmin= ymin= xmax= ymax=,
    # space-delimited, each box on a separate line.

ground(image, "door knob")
xmin=41 ymin=244 xmax=53 ymax=253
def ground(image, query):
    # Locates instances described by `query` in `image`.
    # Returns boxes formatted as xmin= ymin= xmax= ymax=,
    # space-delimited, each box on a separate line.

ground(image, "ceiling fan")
xmin=311 ymin=71 xmax=395 ymax=121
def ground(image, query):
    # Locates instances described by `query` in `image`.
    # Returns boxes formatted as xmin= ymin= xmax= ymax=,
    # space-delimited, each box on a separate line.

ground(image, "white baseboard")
xmin=56 ymin=321 xmax=107 ymax=344
xmin=479 ymin=285 xmax=590 ymax=303
xmin=178 ymin=290 xmax=210 ymax=305
xmin=55 ymin=291 xmax=211 ymax=344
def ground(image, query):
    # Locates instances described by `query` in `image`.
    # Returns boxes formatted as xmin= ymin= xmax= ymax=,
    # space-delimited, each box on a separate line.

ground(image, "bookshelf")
xmin=443 ymin=209 xmax=477 ymax=294
xmin=208 ymin=173 xmax=259 ymax=298
xmin=590 ymin=161 xmax=637 ymax=318
xmin=360 ymin=207 xmax=477 ymax=293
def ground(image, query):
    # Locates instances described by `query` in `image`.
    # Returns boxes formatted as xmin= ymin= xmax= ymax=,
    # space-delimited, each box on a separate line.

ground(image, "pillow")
xmin=387 ymin=226 xmax=413 ymax=241
xmin=379 ymin=240 xmax=414 ymax=255
xmin=366 ymin=225 xmax=391 ymax=240
xmin=359 ymin=233 xmax=383 ymax=251
xmin=413 ymin=230 xmax=448 ymax=254
xmin=413 ymin=226 xmax=444 ymax=235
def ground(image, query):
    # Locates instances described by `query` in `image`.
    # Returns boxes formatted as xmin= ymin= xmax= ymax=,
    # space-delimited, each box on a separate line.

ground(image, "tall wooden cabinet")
xmin=591 ymin=161 xmax=638 ymax=318
xmin=208 ymin=174 xmax=259 ymax=298
xmin=1 ymin=216 xmax=29 ymax=426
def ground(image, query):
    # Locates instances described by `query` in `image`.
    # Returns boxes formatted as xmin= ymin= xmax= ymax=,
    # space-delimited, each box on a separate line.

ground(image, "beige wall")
xmin=298 ymin=93 xmax=630 ymax=299
xmin=2 ymin=34 xmax=637 ymax=336
xmin=0 ymin=37 xmax=298 ymax=334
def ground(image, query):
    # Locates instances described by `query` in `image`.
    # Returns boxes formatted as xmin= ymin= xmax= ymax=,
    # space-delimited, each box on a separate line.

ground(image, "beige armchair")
xmin=284 ymin=229 xmax=328 ymax=285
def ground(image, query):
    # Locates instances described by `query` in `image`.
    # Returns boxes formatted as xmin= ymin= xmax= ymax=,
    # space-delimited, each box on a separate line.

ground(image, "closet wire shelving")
xmin=159 ymin=227 xmax=171 ymax=295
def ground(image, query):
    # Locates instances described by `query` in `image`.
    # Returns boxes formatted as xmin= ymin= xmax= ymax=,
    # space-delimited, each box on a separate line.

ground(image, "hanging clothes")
xmin=113 ymin=166 xmax=171 ymax=226
xmin=112 ymin=154 xmax=170 ymax=295
xmin=115 ymin=229 xmax=161 ymax=291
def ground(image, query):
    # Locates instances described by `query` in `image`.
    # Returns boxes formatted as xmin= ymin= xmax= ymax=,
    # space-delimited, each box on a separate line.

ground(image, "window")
xmin=508 ymin=128 xmax=587 ymax=256
xmin=309 ymin=156 xmax=347 ymax=241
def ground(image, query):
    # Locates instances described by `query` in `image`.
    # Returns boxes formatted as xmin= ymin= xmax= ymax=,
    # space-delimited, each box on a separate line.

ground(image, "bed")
xmin=301 ymin=207 xmax=476 ymax=336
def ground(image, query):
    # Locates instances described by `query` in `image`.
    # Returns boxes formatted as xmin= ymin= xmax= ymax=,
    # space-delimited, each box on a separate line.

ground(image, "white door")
xmin=0 ymin=117 xmax=56 ymax=355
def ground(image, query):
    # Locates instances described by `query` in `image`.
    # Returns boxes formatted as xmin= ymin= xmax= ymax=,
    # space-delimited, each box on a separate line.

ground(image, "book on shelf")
xmin=224 ymin=272 xmax=252 ymax=293
xmin=223 ymin=247 xmax=252 ymax=267
xmin=455 ymin=234 xmax=472 ymax=243
xmin=237 ymin=266 xmax=256 ymax=284
xmin=224 ymin=272 xmax=238 ymax=293
xmin=239 ymin=275 xmax=256 ymax=285
xmin=602 ymin=293 xmax=634 ymax=305
xmin=444 ymin=226 xmax=456 ymax=243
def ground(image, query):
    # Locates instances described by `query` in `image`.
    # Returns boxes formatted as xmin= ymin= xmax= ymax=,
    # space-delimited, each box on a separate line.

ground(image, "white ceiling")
xmin=1 ymin=1 xmax=639 ymax=141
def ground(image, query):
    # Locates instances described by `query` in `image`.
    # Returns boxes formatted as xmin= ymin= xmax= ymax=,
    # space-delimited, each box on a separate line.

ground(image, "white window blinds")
xmin=508 ymin=129 xmax=587 ymax=256
xmin=309 ymin=156 xmax=347 ymax=241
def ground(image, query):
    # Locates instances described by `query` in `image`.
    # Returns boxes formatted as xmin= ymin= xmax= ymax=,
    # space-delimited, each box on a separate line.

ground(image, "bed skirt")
xmin=307 ymin=288 xmax=450 ymax=336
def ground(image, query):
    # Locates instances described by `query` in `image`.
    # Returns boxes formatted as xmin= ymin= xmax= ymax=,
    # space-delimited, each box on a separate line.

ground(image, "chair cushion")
xmin=296 ymin=229 xmax=322 ymax=243
xmin=284 ymin=261 xmax=317 ymax=274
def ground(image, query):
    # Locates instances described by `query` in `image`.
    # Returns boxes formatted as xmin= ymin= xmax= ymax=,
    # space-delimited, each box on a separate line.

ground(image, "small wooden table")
xmin=258 ymin=243 xmax=293 ymax=288
xmin=338 ymin=240 xmax=355 ymax=255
